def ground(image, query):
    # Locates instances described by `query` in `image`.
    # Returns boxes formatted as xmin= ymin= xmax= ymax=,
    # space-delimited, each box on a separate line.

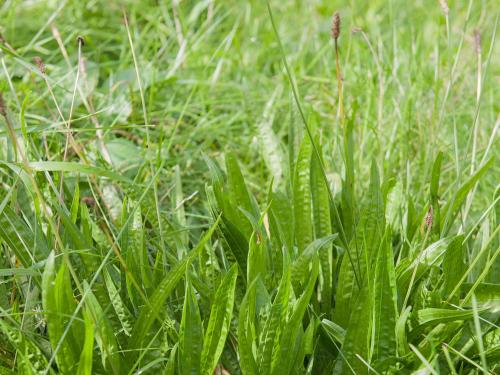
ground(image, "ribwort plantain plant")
xmin=0 ymin=1 xmax=498 ymax=375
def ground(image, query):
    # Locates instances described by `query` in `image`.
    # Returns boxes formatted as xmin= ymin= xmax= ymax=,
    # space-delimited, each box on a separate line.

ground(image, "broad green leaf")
xmin=396 ymin=306 xmax=412 ymax=356
xmin=441 ymin=157 xmax=494 ymax=234
xmin=417 ymin=308 xmax=482 ymax=326
xmin=430 ymin=151 xmax=443 ymax=235
xmin=201 ymin=264 xmax=238 ymax=375
xmin=311 ymin=142 xmax=333 ymax=313
xmin=225 ymin=152 xmax=256 ymax=238
xmin=238 ymin=278 xmax=260 ymax=375
xmin=442 ymin=235 xmax=466 ymax=301
xmin=321 ymin=319 xmax=346 ymax=345
xmin=26 ymin=161 xmax=132 ymax=183
xmin=42 ymin=252 xmax=84 ymax=374
xmin=269 ymin=190 xmax=294 ymax=254
xmin=293 ymin=136 xmax=313 ymax=254
xmin=163 ymin=344 xmax=178 ymax=375
xmin=257 ymin=258 xmax=291 ymax=374
xmin=258 ymin=88 xmax=285 ymax=185
xmin=0 ymin=317 xmax=53 ymax=374
xmin=335 ymin=161 xmax=384 ymax=327
xmin=291 ymin=235 xmax=337 ymax=290
xmin=372 ymin=231 xmax=398 ymax=363
xmin=179 ymin=278 xmax=202 ymax=375
xmin=83 ymin=282 xmax=121 ymax=374
xmin=341 ymin=284 xmax=371 ymax=375
xmin=271 ymin=258 xmax=319 ymax=375
xmin=0 ymin=205 xmax=49 ymax=267
xmin=76 ymin=311 xmax=95 ymax=375
xmin=129 ymin=217 xmax=220 ymax=351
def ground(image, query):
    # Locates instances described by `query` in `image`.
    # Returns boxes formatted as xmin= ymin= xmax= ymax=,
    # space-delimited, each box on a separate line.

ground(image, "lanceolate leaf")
xmin=311 ymin=142 xmax=334 ymax=314
xmin=0 ymin=205 xmax=49 ymax=267
xmin=76 ymin=311 xmax=95 ymax=375
xmin=441 ymin=157 xmax=494 ymax=234
xmin=335 ymin=161 xmax=384 ymax=328
xmin=83 ymin=282 xmax=121 ymax=374
xmin=372 ymin=231 xmax=398 ymax=363
xmin=257 ymin=259 xmax=291 ymax=374
xmin=293 ymin=136 xmax=313 ymax=254
xmin=441 ymin=235 xmax=466 ymax=301
xmin=129 ymin=217 xmax=220 ymax=351
xmin=225 ymin=152 xmax=257 ymax=238
xmin=430 ymin=151 xmax=443 ymax=235
xmin=341 ymin=284 xmax=371 ymax=375
xmin=179 ymin=278 xmax=202 ymax=375
xmin=42 ymin=252 xmax=84 ymax=374
xmin=271 ymin=258 xmax=319 ymax=375
xmin=238 ymin=278 xmax=260 ymax=375
xmin=201 ymin=264 xmax=239 ymax=375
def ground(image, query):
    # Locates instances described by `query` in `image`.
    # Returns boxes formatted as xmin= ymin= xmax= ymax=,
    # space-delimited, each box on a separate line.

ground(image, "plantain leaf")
xmin=42 ymin=252 xmax=84 ymax=374
xmin=76 ymin=310 xmax=95 ymax=375
xmin=271 ymin=257 xmax=319 ymax=375
xmin=129 ymin=217 xmax=220 ymax=352
xmin=341 ymin=284 xmax=371 ymax=375
xmin=441 ymin=157 xmax=494 ymax=233
xmin=335 ymin=161 xmax=384 ymax=328
xmin=441 ymin=235 xmax=466 ymax=301
xmin=293 ymin=136 xmax=313 ymax=254
xmin=83 ymin=281 xmax=121 ymax=374
xmin=257 ymin=257 xmax=291 ymax=374
xmin=430 ymin=151 xmax=443 ymax=235
xmin=238 ymin=277 xmax=260 ymax=375
xmin=311 ymin=141 xmax=334 ymax=314
xmin=179 ymin=278 xmax=203 ymax=375
xmin=372 ymin=231 xmax=398 ymax=364
xmin=201 ymin=264 xmax=238 ymax=375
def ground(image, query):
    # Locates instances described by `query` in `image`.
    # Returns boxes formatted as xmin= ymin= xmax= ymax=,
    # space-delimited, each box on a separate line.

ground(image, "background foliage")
xmin=0 ymin=0 xmax=498 ymax=374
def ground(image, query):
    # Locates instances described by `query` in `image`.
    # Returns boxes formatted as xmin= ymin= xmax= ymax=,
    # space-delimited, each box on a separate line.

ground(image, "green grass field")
xmin=0 ymin=0 xmax=499 ymax=374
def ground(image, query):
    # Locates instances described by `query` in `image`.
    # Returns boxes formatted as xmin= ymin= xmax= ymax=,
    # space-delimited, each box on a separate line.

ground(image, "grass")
xmin=0 ymin=0 xmax=499 ymax=374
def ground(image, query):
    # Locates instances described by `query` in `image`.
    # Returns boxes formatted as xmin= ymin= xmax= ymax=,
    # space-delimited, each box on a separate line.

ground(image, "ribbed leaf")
xmin=76 ymin=311 xmax=94 ymax=375
xmin=129 ymin=217 xmax=220 ymax=351
xmin=271 ymin=258 xmax=319 ymax=375
xmin=430 ymin=151 xmax=443 ymax=235
xmin=335 ymin=161 xmax=384 ymax=327
xmin=201 ymin=264 xmax=238 ymax=375
xmin=293 ymin=136 xmax=313 ymax=253
xmin=257 ymin=259 xmax=291 ymax=374
xmin=238 ymin=278 xmax=260 ymax=375
xmin=42 ymin=252 xmax=83 ymax=374
xmin=0 ymin=205 xmax=49 ymax=267
xmin=225 ymin=152 xmax=255 ymax=238
xmin=291 ymin=235 xmax=337 ymax=290
xmin=417 ymin=308 xmax=480 ymax=326
xmin=441 ymin=157 xmax=494 ymax=233
xmin=372 ymin=231 xmax=398 ymax=363
xmin=83 ymin=282 xmax=121 ymax=374
xmin=321 ymin=318 xmax=346 ymax=346
xmin=179 ymin=278 xmax=202 ymax=375
xmin=341 ymin=284 xmax=371 ymax=375
xmin=441 ymin=235 xmax=466 ymax=301
xmin=311 ymin=142 xmax=333 ymax=314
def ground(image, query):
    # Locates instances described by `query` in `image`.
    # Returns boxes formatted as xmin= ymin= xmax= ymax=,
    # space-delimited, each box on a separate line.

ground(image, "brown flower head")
xmin=332 ymin=12 xmax=341 ymax=41
xmin=33 ymin=56 xmax=46 ymax=74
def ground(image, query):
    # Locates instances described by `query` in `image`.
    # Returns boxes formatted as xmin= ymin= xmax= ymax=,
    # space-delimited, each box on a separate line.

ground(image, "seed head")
xmin=425 ymin=205 xmax=434 ymax=229
xmin=33 ymin=56 xmax=46 ymax=75
xmin=474 ymin=29 xmax=481 ymax=54
xmin=332 ymin=12 xmax=341 ymax=41
xmin=439 ymin=0 xmax=449 ymax=16
xmin=0 ymin=92 xmax=6 ymax=117
xmin=77 ymin=35 xmax=85 ymax=46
